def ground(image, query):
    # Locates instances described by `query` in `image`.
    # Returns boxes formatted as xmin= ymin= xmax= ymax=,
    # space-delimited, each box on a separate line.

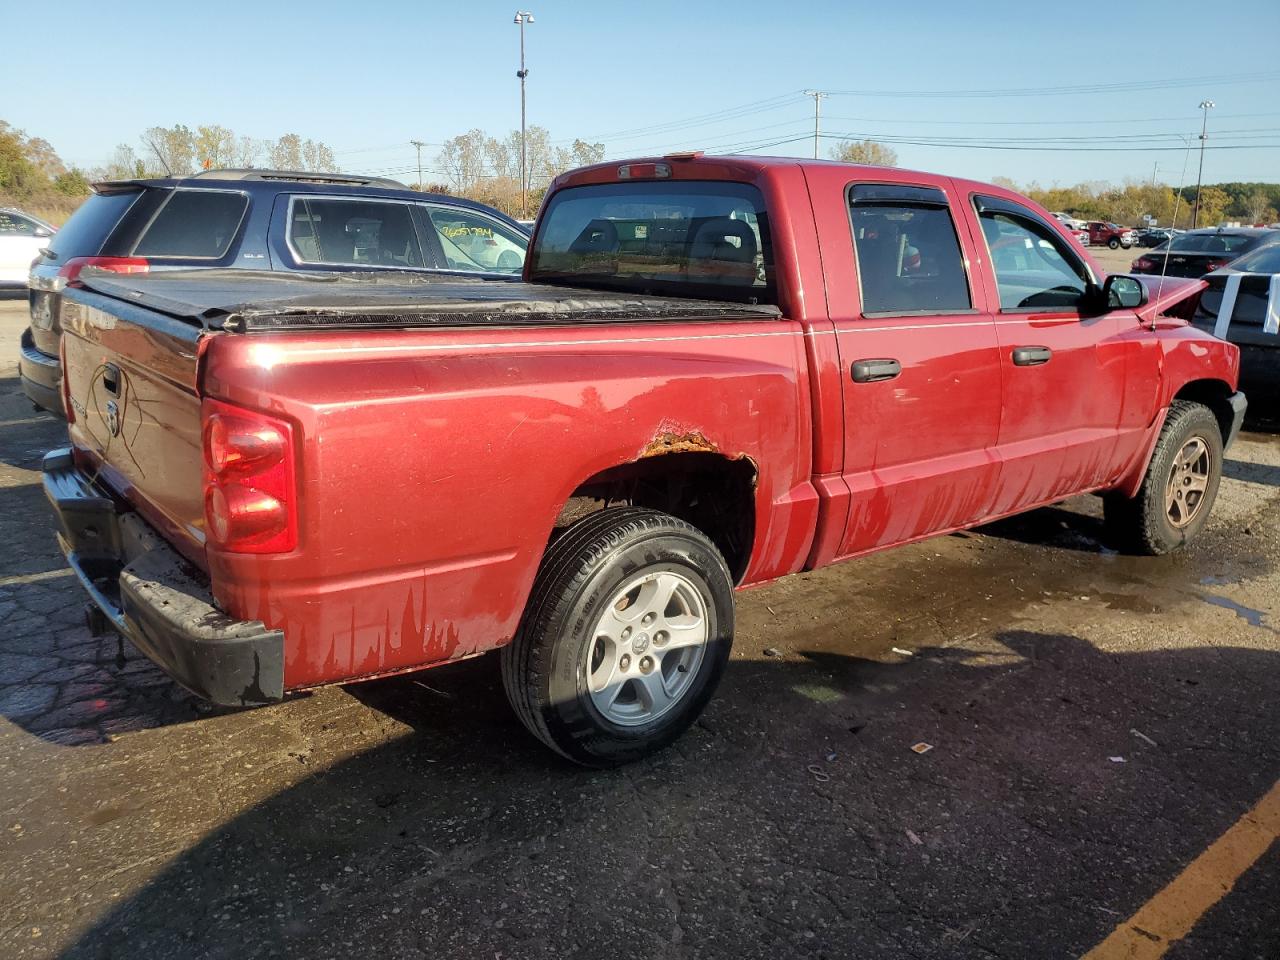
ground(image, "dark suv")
xmin=20 ymin=169 xmax=530 ymax=416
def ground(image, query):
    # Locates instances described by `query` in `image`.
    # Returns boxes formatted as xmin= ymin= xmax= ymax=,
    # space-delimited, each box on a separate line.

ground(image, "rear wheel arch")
xmin=547 ymin=452 xmax=758 ymax=584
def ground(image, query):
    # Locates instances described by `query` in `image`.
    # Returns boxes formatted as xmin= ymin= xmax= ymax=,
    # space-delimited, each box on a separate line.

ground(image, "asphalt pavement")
xmin=0 ymin=294 xmax=1277 ymax=960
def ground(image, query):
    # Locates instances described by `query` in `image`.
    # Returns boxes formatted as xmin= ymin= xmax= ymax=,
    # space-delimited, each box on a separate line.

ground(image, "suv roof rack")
xmin=187 ymin=168 xmax=408 ymax=189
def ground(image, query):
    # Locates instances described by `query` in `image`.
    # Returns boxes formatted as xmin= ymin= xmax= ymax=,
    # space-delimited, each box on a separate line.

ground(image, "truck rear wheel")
xmin=502 ymin=507 xmax=734 ymax=767
xmin=1104 ymin=400 xmax=1223 ymax=555
xmin=1108 ymin=237 xmax=1120 ymax=249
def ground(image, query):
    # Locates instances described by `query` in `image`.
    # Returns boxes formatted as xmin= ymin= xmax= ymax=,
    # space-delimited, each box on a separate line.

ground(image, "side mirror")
xmin=1104 ymin=274 xmax=1147 ymax=310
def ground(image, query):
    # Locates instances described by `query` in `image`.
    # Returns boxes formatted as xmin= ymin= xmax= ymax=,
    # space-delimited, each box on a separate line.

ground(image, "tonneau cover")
xmin=77 ymin=268 xmax=782 ymax=331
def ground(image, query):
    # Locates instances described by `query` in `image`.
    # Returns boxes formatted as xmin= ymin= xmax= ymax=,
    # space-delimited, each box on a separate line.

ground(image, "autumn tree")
xmin=829 ymin=139 xmax=898 ymax=167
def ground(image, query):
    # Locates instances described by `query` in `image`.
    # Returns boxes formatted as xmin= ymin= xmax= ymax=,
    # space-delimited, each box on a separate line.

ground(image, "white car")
xmin=0 ymin=208 xmax=55 ymax=288
xmin=1051 ymin=211 xmax=1087 ymax=231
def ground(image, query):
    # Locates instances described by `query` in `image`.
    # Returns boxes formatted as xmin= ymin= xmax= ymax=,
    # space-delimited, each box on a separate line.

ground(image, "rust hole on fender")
xmin=640 ymin=431 xmax=719 ymax=458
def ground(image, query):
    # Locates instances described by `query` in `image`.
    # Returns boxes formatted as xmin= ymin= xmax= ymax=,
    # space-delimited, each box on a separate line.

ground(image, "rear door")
xmin=810 ymin=172 xmax=1002 ymax=557
xmin=965 ymin=194 xmax=1127 ymax=513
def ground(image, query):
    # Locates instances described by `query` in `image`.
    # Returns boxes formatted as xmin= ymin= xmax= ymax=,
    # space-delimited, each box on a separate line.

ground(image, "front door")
xmin=966 ymin=195 xmax=1128 ymax=515
xmin=824 ymin=180 xmax=1003 ymax=557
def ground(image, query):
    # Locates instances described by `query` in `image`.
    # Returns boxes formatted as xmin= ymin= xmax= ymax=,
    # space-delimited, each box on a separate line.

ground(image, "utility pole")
xmin=514 ymin=11 xmax=535 ymax=218
xmin=1192 ymin=99 xmax=1214 ymax=229
xmin=1150 ymin=161 xmax=1159 ymax=188
xmin=410 ymin=140 xmax=426 ymax=190
xmin=803 ymin=90 xmax=826 ymax=159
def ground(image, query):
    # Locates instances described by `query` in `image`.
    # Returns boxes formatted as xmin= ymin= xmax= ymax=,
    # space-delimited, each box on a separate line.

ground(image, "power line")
xmin=825 ymin=70 xmax=1280 ymax=99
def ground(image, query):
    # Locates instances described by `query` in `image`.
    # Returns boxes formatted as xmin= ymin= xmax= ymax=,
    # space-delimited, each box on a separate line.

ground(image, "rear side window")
xmin=423 ymin=206 xmax=527 ymax=274
xmin=45 ymin=190 xmax=141 ymax=258
xmin=531 ymin=181 xmax=772 ymax=302
xmin=133 ymin=190 xmax=248 ymax=259
xmin=849 ymin=187 xmax=971 ymax=315
xmin=288 ymin=197 xmax=425 ymax=268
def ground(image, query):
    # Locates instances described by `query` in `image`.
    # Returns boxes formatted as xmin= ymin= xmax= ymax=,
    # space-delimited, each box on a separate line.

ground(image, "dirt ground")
xmin=0 ymin=294 xmax=1277 ymax=960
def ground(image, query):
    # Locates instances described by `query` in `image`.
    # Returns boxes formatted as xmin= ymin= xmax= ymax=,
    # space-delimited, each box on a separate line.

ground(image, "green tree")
xmin=829 ymin=139 xmax=898 ymax=167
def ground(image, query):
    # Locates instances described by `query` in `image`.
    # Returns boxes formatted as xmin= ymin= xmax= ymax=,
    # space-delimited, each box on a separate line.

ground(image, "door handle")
xmin=1011 ymin=346 xmax=1052 ymax=367
xmin=851 ymin=359 xmax=902 ymax=383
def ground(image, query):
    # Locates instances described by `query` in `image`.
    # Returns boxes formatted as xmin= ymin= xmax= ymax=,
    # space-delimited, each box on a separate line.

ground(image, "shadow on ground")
xmin=53 ymin=633 xmax=1280 ymax=960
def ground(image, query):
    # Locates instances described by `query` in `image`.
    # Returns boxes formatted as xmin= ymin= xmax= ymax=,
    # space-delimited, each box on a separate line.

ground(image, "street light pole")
xmin=1192 ymin=99 xmax=1214 ymax=229
xmin=410 ymin=140 xmax=425 ymax=190
xmin=514 ymin=11 xmax=535 ymax=218
xmin=803 ymin=90 xmax=826 ymax=159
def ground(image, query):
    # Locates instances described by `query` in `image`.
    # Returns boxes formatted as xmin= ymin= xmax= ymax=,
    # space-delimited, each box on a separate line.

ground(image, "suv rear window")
xmin=132 ymin=189 xmax=248 ymax=259
xmin=44 ymin=190 xmax=142 ymax=259
xmin=530 ymin=181 xmax=772 ymax=302
xmin=1161 ymin=232 xmax=1262 ymax=255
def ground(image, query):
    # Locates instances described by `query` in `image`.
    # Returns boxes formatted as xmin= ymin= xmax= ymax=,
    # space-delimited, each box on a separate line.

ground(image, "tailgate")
xmin=59 ymin=284 xmax=207 ymax=565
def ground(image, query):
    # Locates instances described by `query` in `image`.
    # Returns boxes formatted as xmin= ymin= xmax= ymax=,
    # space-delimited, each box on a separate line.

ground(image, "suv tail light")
xmin=201 ymin=399 xmax=298 ymax=554
xmin=59 ymin=256 xmax=149 ymax=287
xmin=1203 ymin=259 xmax=1229 ymax=273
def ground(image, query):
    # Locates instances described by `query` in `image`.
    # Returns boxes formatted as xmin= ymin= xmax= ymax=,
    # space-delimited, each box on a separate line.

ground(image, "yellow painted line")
xmin=0 ymin=568 xmax=73 ymax=588
xmin=1081 ymin=778 xmax=1280 ymax=959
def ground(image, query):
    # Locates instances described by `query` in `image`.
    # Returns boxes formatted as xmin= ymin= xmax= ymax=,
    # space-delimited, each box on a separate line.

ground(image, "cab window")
xmin=849 ymin=185 xmax=971 ymax=315
xmin=976 ymin=201 xmax=1091 ymax=311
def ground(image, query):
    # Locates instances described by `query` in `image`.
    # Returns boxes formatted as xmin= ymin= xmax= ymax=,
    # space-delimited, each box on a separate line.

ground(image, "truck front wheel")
xmin=1104 ymin=400 xmax=1224 ymax=555
xmin=502 ymin=507 xmax=734 ymax=766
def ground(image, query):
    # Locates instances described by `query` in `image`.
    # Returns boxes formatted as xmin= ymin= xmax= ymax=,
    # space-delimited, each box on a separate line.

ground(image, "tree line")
xmin=432 ymin=126 xmax=605 ymax=217
xmin=0 ymin=120 xmax=338 ymax=222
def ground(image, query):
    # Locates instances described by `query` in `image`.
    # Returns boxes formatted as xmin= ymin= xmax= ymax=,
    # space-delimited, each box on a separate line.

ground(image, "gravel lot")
xmin=0 ymin=294 xmax=1277 ymax=960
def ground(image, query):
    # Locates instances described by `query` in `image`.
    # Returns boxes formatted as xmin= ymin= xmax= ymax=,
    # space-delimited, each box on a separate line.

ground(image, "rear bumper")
xmin=43 ymin=448 xmax=284 ymax=706
xmin=18 ymin=327 xmax=65 ymax=417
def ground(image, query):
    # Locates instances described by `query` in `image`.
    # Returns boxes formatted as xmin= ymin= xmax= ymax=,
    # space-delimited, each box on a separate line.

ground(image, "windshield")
xmin=1228 ymin=240 xmax=1280 ymax=273
xmin=1155 ymin=232 xmax=1262 ymax=255
xmin=530 ymin=181 xmax=773 ymax=302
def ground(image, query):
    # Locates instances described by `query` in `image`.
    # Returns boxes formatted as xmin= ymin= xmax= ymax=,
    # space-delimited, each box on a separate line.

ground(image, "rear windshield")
xmin=132 ymin=189 xmax=249 ymax=259
xmin=45 ymin=190 xmax=142 ymax=258
xmin=530 ymin=181 xmax=773 ymax=302
xmin=1159 ymin=232 xmax=1262 ymax=255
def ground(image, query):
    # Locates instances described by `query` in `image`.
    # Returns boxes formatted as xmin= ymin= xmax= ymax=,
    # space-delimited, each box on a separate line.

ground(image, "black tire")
xmin=1108 ymin=237 xmax=1120 ymax=249
xmin=1104 ymin=400 xmax=1223 ymax=555
xmin=501 ymin=507 xmax=734 ymax=767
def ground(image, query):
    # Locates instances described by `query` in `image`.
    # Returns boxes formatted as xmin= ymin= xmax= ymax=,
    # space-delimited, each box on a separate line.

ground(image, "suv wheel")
xmin=1104 ymin=400 xmax=1223 ymax=555
xmin=502 ymin=507 xmax=734 ymax=766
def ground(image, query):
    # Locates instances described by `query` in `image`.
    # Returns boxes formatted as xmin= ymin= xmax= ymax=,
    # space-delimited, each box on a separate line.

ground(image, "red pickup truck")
xmin=45 ymin=155 xmax=1244 ymax=766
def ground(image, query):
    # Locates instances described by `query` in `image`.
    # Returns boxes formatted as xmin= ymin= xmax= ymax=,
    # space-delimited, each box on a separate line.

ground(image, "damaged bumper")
xmin=42 ymin=449 xmax=283 ymax=706
xmin=1225 ymin=391 xmax=1248 ymax=451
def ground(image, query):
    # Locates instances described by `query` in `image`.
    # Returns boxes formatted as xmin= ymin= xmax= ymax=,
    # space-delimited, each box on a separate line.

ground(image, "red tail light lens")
xmin=58 ymin=256 xmax=149 ymax=286
xmin=201 ymin=399 xmax=298 ymax=553
xmin=1203 ymin=259 xmax=1228 ymax=273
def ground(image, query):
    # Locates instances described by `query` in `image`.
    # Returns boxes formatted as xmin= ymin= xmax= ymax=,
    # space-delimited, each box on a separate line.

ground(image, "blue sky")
xmin=4 ymin=0 xmax=1279 ymax=188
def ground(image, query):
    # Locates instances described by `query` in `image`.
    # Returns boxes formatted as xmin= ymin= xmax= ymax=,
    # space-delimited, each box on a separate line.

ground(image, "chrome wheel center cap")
xmin=632 ymin=633 xmax=650 ymax=655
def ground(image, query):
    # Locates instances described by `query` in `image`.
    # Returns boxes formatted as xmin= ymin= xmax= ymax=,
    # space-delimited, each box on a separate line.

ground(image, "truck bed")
xmin=78 ymin=268 xmax=782 ymax=332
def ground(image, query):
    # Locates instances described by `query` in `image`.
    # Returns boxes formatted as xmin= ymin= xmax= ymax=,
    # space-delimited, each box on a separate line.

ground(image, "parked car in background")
xmin=1086 ymin=220 xmax=1137 ymax=249
xmin=20 ymin=169 xmax=530 ymax=416
xmin=1192 ymin=239 xmax=1280 ymax=397
xmin=1136 ymin=227 xmax=1179 ymax=248
xmin=1051 ymin=211 xmax=1087 ymax=231
xmin=1130 ymin=227 xmax=1280 ymax=279
xmin=44 ymin=154 xmax=1242 ymax=765
xmin=0 ymin=208 xmax=56 ymax=289
xmin=1069 ymin=225 xmax=1091 ymax=246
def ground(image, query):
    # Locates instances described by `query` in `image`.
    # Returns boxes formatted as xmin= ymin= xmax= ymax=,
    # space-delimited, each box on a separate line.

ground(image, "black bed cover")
xmin=77 ymin=269 xmax=781 ymax=332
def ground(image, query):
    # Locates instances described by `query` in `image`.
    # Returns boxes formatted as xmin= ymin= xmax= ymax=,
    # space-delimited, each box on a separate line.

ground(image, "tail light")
xmin=58 ymin=256 xmax=149 ymax=287
xmin=1203 ymin=259 xmax=1229 ymax=273
xmin=1133 ymin=257 xmax=1155 ymax=272
xmin=201 ymin=399 xmax=298 ymax=553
